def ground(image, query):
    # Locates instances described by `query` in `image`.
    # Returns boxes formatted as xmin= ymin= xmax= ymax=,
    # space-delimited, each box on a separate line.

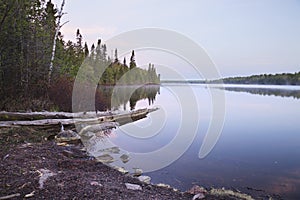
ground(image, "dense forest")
xmin=0 ymin=0 xmax=160 ymax=111
xmin=215 ymin=72 xmax=300 ymax=85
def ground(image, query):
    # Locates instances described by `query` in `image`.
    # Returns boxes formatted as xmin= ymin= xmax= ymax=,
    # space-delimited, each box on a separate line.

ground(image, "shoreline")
xmin=0 ymin=127 xmax=192 ymax=199
xmin=0 ymin=127 xmax=279 ymax=199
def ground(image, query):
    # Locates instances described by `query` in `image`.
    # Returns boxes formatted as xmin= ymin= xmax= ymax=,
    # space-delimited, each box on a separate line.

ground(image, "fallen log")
xmin=0 ymin=111 xmax=72 ymax=121
xmin=0 ymin=108 xmax=158 ymax=128
xmin=0 ymin=110 xmax=122 ymax=121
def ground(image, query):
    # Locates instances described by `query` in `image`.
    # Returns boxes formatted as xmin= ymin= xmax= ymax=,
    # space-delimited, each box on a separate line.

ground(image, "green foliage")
xmin=219 ymin=72 xmax=300 ymax=85
xmin=0 ymin=0 xmax=160 ymax=111
xmin=129 ymin=50 xmax=136 ymax=69
xmin=0 ymin=0 xmax=57 ymax=98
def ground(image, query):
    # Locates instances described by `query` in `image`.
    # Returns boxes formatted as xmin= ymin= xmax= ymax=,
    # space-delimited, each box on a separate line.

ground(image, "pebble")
xmin=120 ymin=154 xmax=129 ymax=163
xmin=192 ymin=193 xmax=205 ymax=200
xmin=138 ymin=176 xmax=151 ymax=184
xmin=125 ymin=183 xmax=142 ymax=191
xmin=113 ymin=166 xmax=129 ymax=174
xmin=133 ymin=168 xmax=143 ymax=177
xmin=90 ymin=181 xmax=102 ymax=186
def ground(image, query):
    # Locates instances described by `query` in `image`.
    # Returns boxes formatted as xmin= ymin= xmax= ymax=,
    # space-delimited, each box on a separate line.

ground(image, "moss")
xmin=210 ymin=188 xmax=254 ymax=200
xmin=50 ymin=105 xmax=60 ymax=112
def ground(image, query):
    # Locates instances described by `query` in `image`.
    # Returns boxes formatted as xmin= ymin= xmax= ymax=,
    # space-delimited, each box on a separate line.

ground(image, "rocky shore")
xmin=0 ymin=127 xmax=276 ymax=199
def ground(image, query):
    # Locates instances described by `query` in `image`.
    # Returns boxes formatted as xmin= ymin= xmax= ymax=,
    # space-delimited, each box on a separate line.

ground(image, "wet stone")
xmin=113 ymin=166 xmax=129 ymax=174
xmin=96 ymin=154 xmax=114 ymax=163
xmin=138 ymin=175 xmax=151 ymax=184
xmin=120 ymin=154 xmax=129 ymax=163
xmin=101 ymin=147 xmax=120 ymax=154
xmin=133 ymin=168 xmax=143 ymax=177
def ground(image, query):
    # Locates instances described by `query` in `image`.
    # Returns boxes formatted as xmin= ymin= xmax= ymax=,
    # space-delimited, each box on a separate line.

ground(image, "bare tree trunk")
xmin=48 ymin=0 xmax=65 ymax=85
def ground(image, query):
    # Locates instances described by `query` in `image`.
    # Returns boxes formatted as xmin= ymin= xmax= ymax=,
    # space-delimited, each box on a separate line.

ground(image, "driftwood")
xmin=0 ymin=111 xmax=73 ymax=121
xmin=0 ymin=193 xmax=21 ymax=200
xmin=0 ymin=108 xmax=158 ymax=128
xmin=0 ymin=110 xmax=122 ymax=121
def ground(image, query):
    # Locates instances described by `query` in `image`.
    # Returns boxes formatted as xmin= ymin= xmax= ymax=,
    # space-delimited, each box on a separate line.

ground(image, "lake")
xmin=85 ymin=84 xmax=300 ymax=199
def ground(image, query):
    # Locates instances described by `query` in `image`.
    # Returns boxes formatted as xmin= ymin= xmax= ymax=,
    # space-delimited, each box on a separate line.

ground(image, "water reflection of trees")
xmin=223 ymin=87 xmax=300 ymax=99
xmin=95 ymin=85 xmax=160 ymax=111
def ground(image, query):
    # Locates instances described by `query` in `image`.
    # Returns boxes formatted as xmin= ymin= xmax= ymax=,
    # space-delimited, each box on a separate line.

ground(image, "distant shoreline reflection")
xmin=213 ymin=84 xmax=300 ymax=99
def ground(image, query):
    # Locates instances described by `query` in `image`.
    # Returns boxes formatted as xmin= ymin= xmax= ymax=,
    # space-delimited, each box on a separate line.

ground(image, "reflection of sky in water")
xmin=91 ymin=84 xmax=300 ymax=199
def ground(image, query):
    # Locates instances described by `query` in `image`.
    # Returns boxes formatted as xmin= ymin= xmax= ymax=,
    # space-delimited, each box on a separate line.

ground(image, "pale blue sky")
xmin=52 ymin=0 xmax=300 ymax=78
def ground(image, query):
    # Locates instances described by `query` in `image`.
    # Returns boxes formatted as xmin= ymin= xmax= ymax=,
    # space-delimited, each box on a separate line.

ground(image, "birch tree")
xmin=48 ymin=0 xmax=66 ymax=85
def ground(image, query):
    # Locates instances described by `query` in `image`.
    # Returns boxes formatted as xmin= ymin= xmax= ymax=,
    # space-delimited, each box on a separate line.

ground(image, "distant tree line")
xmin=0 ymin=0 xmax=160 ymax=111
xmin=213 ymin=72 xmax=300 ymax=85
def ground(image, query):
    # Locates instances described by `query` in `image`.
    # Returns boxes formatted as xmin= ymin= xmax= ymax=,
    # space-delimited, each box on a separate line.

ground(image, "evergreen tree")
xmin=0 ymin=0 xmax=58 ymax=98
xmin=123 ymin=57 xmax=127 ymax=66
xmin=102 ymin=44 xmax=107 ymax=62
xmin=129 ymin=50 xmax=136 ymax=69
xmin=90 ymin=43 xmax=95 ymax=60
xmin=114 ymin=49 xmax=119 ymax=63
xmin=0 ymin=0 xmax=161 ymax=111
xmin=84 ymin=42 xmax=89 ymax=57
xmin=76 ymin=29 xmax=83 ymax=50
xmin=96 ymin=39 xmax=102 ymax=61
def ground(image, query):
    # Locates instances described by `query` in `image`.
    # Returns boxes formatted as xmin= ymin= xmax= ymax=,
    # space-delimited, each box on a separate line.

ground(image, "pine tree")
xmin=102 ymin=44 xmax=107 ymax=62
xmin=90 ymin=44 xmax=95 ymax=60
xmin=76 ymin=29 xmax=83 ymax=50
xmin=129 ymin=50 xmax=136 ymax=69
xmin=96 ymin=39 xmax=102 ymax=61
xmin=114 ymin=49 xmax=119 ymax=63
xmin=84 ymin=42 xmax=89 ymax=57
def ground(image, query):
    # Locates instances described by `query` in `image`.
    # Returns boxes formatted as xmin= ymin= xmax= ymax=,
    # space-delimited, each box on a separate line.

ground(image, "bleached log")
xmin=0 ymin=108 xmax=157 ymax=121
xmin=0 ymin=108 xmax=158 ymax=128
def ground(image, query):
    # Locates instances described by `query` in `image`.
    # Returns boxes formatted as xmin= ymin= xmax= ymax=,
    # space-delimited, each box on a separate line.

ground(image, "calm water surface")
xmin=88 ymin=84 xmax=300 ymax=199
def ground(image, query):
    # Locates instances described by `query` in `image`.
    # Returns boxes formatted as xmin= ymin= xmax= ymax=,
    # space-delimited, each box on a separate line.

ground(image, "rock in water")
xmin=125 ymin=183 xmax=142 ymax=191
xmin=101 ymin=147 xmax=120 ymax=154
xmin=120 ymin=154 xmax=129 ymax=163
xmin=156 ymin=183 xmax=171 ymax=188
xmin=96 ymin=154 xmax=114 ymax=163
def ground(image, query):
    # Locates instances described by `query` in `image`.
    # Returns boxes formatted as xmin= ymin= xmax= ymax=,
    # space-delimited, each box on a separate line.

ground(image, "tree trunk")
xmin=48 ymin=0 xmax=65 ymax=85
